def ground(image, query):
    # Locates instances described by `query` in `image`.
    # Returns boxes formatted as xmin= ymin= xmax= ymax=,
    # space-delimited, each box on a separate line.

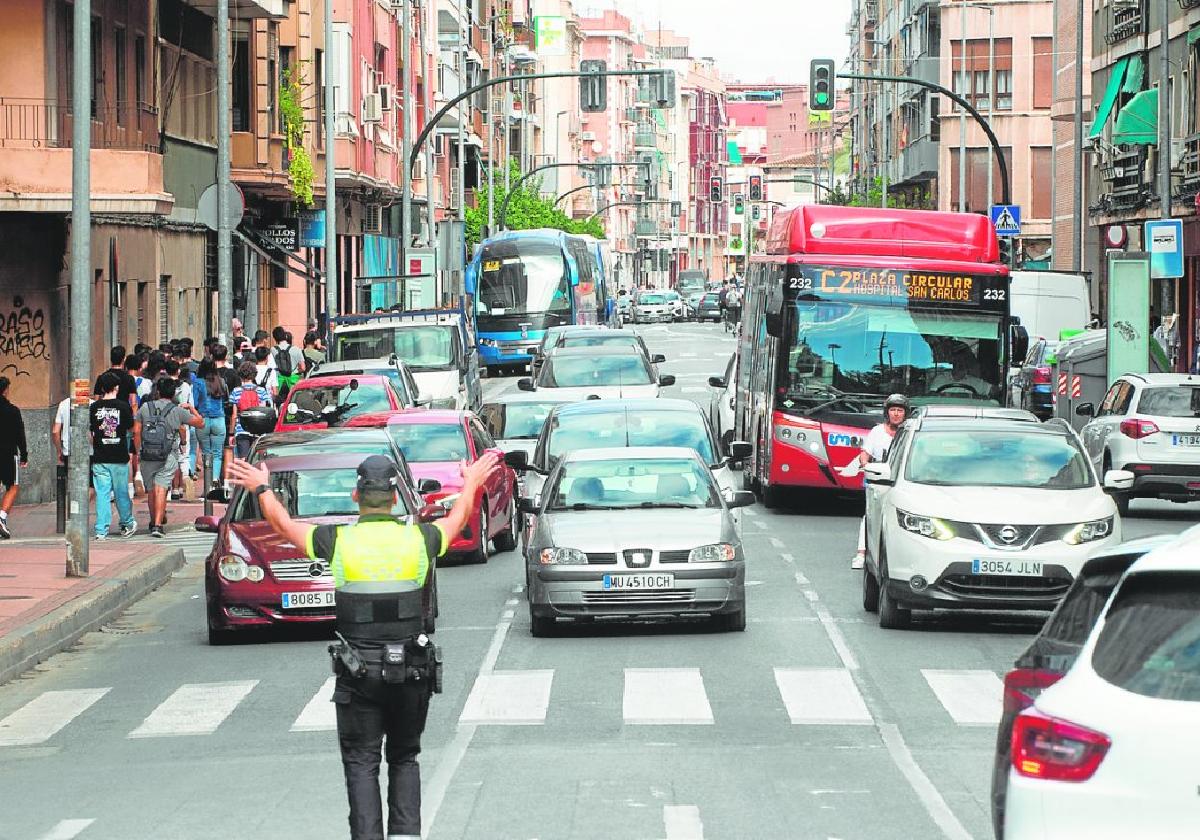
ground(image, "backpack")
xmin=237 ymin=385 xmax=262 ymax=412
xmin=273 ymin=346 xmax=294 ymax=378
xmin=139 ymin=401 xmax=173 ymax=461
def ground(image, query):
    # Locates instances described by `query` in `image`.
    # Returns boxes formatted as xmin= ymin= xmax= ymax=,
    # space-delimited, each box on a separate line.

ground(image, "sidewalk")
xmin=0 ymin=494 xmax=224 ymax=684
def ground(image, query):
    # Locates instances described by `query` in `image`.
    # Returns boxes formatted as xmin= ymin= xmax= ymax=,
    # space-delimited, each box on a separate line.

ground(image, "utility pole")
xmin=1160 ymin=0 xmax=1172 ymax=221
xmin=66 ymin=0 xmax=92 ymax=576
xmin=958 ymin=4 xmax=967 ymax=212
xmin=986 ymin=7 xmax=994 ymax=211
xmin=485 ymin=10 xmax=494 ymax=236
xmin=217 ymin=0 xmax=232 ymax=343
xmin=324 ymin=0 xmax=338 ymax=332
xmin=1072 ymin=0 xmax=1083 ymax=270
xmin=400 ymin=0 xmax=413 ymax=271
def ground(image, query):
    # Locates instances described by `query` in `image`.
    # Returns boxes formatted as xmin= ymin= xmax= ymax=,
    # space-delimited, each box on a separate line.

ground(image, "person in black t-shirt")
xmin=95 ymin=345 xmax=139 ymax=412
xmin=90 ymin=371 xmax=137 ymax=539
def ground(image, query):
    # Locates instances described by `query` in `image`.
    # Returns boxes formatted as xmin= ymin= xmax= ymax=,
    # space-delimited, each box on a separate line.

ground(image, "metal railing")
xmin=0 ymin=99 xmax=160 ymax=152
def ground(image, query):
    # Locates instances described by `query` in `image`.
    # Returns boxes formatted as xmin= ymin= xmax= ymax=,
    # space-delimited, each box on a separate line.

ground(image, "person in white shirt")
xmin=851 ymin=394 xmax=909 ymax=570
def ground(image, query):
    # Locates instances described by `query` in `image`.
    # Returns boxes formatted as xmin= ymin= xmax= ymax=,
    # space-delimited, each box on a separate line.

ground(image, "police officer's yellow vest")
xmin=305 ymin=517 xmax=440 ymax=589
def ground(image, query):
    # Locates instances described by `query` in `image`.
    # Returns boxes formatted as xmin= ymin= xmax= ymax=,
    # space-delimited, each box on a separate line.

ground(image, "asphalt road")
xmin=1 ymin=320 xmax=1196 ymax=840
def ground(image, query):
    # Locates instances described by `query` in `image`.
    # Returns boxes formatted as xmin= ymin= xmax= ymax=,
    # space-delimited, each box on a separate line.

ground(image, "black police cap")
xmin=356 ymin=455 xmax=400 ymax=492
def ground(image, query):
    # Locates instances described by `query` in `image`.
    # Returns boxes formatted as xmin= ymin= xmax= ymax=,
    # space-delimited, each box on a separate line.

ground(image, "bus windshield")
xmin=781 ymin=299 xmax=1003 ymax=405
xmin=476 ymin=241 xmax=571 ymax=320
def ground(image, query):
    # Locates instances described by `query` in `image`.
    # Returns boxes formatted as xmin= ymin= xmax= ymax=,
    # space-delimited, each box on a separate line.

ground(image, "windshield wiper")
xmin=638 ymin=502 xmax=704 ymax=509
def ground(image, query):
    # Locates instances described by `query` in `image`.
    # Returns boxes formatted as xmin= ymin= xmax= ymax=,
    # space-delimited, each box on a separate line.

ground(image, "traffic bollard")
xmin=55 ymin=463 xmax=68 ymax=534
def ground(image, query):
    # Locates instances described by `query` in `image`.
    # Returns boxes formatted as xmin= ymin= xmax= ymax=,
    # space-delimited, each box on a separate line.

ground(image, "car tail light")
xmin=1011 ymin=708 xmax=1111 ymax=782
xmin=1120 ymin=418 xmax=1160 ymax=439
xmin=1002 ymin=668 xmax=1063 ymax=716
xmin=1032 ymin=366 xmax=1052 ymax=385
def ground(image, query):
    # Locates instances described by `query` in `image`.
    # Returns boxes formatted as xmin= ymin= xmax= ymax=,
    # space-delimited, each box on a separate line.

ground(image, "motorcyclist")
xmin=851 ymin=394 xmax=910 ymax=570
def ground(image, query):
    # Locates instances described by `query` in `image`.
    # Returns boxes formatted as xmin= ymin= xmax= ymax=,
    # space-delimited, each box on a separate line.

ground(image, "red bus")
xmin=734 ymin=205 xmax=1010 ymax=505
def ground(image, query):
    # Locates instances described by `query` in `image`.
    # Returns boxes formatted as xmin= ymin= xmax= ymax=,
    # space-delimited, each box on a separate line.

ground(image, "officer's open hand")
xmin=462 ymin=451 xmax=501 ymax=492
xmin=228 ymin=458 xmax=271 ymax=493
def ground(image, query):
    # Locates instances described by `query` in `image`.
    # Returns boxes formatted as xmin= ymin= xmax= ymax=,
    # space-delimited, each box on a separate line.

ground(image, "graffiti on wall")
xmin=0 ymin=295 xmax=51 ymax=406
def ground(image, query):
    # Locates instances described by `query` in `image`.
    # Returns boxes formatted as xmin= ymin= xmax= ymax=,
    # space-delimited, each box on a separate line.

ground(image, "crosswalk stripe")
xmin=774 ymin=668 xmax=872 ymax=725
xmin=459 ymin=670 xmax=554 ymax=725
xmin=663 ymin=805 xmax=704 ymax=840
xmin=921 ymin=669 xmax=1003 ymax=725
xmin=290 ymin=677 xmax=337 ymax=732
xmin=128 ymin=680 xmax=258 ymax=738
xmin=624 ymin=668 xmax=713 ymax=725
xmin=0 ymin=688 xmax=111 ymax=747
xmin=36 ymin=819 xmax=95 ymax=840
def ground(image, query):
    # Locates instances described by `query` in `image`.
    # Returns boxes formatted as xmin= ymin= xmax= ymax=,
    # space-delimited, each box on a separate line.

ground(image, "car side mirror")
xmin=658 ymin=375 xmax=676 ymax=387
xmin=708 ymin=375 xmax=726 ymax=389
xmin=417 ymin=478 xmax=442 ymax=495
xmin=652 ymin=354 xmax=666 ymax=364
xmin=517 ymin=378 xmax=536 ymax=392
xmin=728 ymin=440 xmax=752 ymax=459
xmin=1104 ymin=469 xmax=1135 ymax=492
xmin=726 ymin=490 xmax=756 ymax=509
xmin=1075 ymin=402 xmax=1095 ymax=417
xmin=194 ymin=515 xmax=221 ymax=533
xmin=862 ymin=462 xmax=894 ymax=486
xmin=418 ymin=504 xmax=447 ymax=523
xmin=504 ymin=450 xmax=529 ymax=470
xmin=517 ymin=496 xmax=540 ymax=514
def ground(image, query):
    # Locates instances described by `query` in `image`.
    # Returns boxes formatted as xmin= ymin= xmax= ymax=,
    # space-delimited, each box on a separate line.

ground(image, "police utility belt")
xmin=329 ymin=632 xmax=443 ymax=694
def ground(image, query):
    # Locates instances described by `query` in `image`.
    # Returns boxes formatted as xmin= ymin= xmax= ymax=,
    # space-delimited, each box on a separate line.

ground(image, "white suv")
xmin=1076 ymin=373 xmax=1200 ymax=515
xmin=862 ymin=415 xmax=1130 ymax=629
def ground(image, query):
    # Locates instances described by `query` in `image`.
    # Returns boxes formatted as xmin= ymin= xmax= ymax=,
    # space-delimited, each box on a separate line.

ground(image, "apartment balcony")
xmin=1180 ymin=132 xmax=1200 ymax=192
xmin=0 ymin=99 xmax=171 ymax=214
xmin=896 ymin=137 xmax=938 ymax=187
xmin=1180 ymin=0 xmax=1200 ymax=9
xmin=635 ymin=219 xmax=658 ymax=237
xmin=634 ymin=125 xmax=657 ymax=151
xmin=1093 ymin=146 xmax=1152 ymax=215
xmin=1105 ymin=1 xmax=1146 ymax=45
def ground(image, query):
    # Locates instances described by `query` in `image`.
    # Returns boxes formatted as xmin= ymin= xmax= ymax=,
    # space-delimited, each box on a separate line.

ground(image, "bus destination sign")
xmin=790 ymin=267 xmax=1006 ymax=308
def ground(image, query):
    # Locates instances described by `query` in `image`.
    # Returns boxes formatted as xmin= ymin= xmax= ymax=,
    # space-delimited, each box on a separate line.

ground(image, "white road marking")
xmin=624 ymin=668 xmax=713 ymax=725
xmin=36 ymin=820 xmax=95 ymax=840
xmin=0 ymin=688 xmax=110 ymax=747
xmin=290 ymin=677 xmax=336 ymax=732
xmin=663 ymin=805 xmax=705 ymax=839
xmin=922 ymin=669 xmax=1004 ymax=725
xmin=769 ymin=536 xmax=785 ymax=547
xmin=679 ymin=387 xmax=708 ymax=393
xmin=128 ymin=680 xmax=257 ymax=738
xmin=774 ymin=668 xmax=872 ymax=725
xmin=879 ymin=723 xmax=974 ymax=840
xmin=458 ymin=670 xmax=555 ymax=725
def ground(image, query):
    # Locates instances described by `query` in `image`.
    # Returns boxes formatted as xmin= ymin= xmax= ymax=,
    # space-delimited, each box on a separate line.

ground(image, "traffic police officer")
xmin=228 ymin=451 xmax=500 ymax=840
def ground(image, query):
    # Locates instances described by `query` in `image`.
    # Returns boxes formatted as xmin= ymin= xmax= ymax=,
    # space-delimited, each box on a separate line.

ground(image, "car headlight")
xmin=538 ymin=547 xmax=587 ymax=565
xmin=688 ymin=543 xmax=736 ymax=563
xmin=1063 ymin=517 xmax=1114 ymax=545
xmin=896 ymin=510 xmax=955 ymax=541
xmin=218 ymin=555 xmax=250 ymax=582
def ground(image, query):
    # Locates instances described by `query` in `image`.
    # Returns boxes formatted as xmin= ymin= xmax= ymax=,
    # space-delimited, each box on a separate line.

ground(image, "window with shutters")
xmin=157 ymin=277 xmax=168 ymax=344
xmin=951 ymin=38 xmax=1013 ymax=111
xmin=1031 ymin=147 xmax=1052 ymax=219
xmin=1032 ymin=37 xmax=1053 ymax=109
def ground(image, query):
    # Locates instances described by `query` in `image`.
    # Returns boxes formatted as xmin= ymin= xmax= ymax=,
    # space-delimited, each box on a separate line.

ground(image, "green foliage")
xmin=280 ymin=65 xmax=314 ymax=207
xmin=465 ymin=160 xmax=607 ymax=246
xmin=822 ymin=177 xmax=934 ymax=210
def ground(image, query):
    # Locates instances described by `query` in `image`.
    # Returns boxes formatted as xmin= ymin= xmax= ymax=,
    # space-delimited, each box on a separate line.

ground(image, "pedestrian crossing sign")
xmin=990 ymin=204 xmax=1021 ymax=237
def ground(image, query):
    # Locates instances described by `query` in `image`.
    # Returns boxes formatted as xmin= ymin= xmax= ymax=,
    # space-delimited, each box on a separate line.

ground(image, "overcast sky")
xmin=607 ymin=0 xmax=852 ymax=84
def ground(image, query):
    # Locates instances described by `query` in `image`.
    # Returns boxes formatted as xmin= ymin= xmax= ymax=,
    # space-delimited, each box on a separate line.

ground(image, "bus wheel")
xmin=762 ymin=483 xmax=784 ymax=509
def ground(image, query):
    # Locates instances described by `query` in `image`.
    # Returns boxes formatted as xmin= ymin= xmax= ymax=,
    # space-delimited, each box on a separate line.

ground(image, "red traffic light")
xmin=709 ymin=176 xmax=724 ymax=203
xmin=748 ymin=175 xmax=763 ymax=201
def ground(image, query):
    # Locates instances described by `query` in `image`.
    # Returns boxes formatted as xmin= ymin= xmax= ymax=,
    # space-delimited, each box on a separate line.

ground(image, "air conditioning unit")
xmin=379 ymin=84 xmax=394 ymax=112
xmin=362 ymin=92 xmax=383 ymax=123
xmin=432 ymin=133 xmax=445 ymax=156
xmin=363 ymin=204 xmax=383 ymax=234
xmin=412 ymin=155 xmax=426 ymax=181
xmin=580 ymin=131 xmax=596 ymax=141
xmin=448 ymin=167 xmax=462 ymax=209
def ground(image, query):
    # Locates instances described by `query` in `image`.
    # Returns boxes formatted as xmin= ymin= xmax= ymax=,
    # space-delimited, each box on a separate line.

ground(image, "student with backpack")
xmin=134 ymin=377 xmax=204 ymax=537
xmin=230 ymin=361 xmax=274 ymax=460
xmin=192 ymin=358 xmax=229 ymax=501
xmin=253 ymin=346 xmax=279 ymax=401
xmin=272 ymin=326 xmax=303 ymax=401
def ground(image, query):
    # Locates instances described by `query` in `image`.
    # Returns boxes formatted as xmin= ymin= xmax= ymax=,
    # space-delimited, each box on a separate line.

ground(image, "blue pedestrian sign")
xmin=1145 ymin=219 xmax=1184 ymax=279
xmin=990 ymin=204 xmax=1022 ymax=237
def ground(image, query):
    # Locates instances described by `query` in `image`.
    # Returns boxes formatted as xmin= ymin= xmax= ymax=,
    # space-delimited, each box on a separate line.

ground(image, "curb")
xmin=0 ymin=546 xmax=186 ymax=685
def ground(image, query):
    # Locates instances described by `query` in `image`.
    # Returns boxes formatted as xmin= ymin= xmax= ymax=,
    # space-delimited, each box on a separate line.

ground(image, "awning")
xmin=1189 ymin=27 xmax=1200 ymax=46
xmin=1113 ymin=88 xmax=1158 ymax=145
xmin=1121 ymin=54 xmax=1145 ymax=94
xmin=1087 ymin=55 xmax=1130 ymax=140
xmin=727 ymin=140 xmax=743 ymax=165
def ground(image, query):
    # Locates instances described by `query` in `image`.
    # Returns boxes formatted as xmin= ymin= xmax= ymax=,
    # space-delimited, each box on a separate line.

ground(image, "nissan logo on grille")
xmin=998 ymin=525 xmax=1020 ymax=545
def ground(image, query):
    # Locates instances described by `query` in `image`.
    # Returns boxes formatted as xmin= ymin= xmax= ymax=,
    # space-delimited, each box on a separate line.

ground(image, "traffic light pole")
xmin=499 ymin=160 xmax=649 ymax=231
xmin=587 ymin=199 xmax=673 ymax=222
xmin=839 ymin=72 xmax=1010 ymax=206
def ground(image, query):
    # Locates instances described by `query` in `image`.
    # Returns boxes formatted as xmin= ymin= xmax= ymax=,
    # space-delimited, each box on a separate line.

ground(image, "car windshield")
xmin=232 ymin=467 xmax=408 ymax=520
xmin=387 ymin=423 xmax=469 ymax=462
xmin=1138 ymin=386 xmax=1200 ymax=418
xmin=251 ymin=432 xmax=392 ymax=462
xmin=547 ymin=457 xmax=720 ymax=510
xmin=558 ymin=332 xmax=641 ymax=351
xmin=283 ymin=382 xmax=393 ymax=424
xmin=1091 ymin=572 xmax=1200 ymax=702
xmin=904 ymin=429 xmax=1093 ymax=489
xmin=335 ymin=325 xmax=456 ymax=370
xmin=539 ymin=354 xmax=652 ymax=387
xmin=479 ymin=402 xmax=559 ymax=440
xmin=311 ymin=367 xmax=409 ymax=401
xmin=663 ymin=291 xmax=680 ymax=301
xmin=546 ymin=408 xmax=717 ymax=465
xmin=639 ymin=294 xmax=666 ymax=305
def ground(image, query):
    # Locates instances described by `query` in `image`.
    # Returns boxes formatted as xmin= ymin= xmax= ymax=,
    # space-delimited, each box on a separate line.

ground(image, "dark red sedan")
xmin=346 ymin=410 xmax=520 ymax=563
xmin=197 ymin=451 xmax=437 ymax=644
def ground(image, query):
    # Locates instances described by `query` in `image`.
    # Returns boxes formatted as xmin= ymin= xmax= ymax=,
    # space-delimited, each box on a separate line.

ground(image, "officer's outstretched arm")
xmin=436 ymin=452 xmax=502 ymax=546
xmin=227 ymin=458 xmax=315 ymax=550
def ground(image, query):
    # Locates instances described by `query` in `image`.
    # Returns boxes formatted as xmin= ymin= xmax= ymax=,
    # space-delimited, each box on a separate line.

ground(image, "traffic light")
xmin=734 ymin=193 xmax=745 ymax=215
xmin=580 ymin=60 xmax=607 ymax=112
xmin=649 ymin=70 xmax=676 ymax=108
xmin=670 ymin=201 xmax=681 ymax=218
xmin=748 ymin=174 xmax=763 ymax=201
xmin=752 ymin=204 xmax=761 ymax=221
xmin=810 ymin=58 xmax=835 ymax=112
xmin=709 ymin=176 xmax=724 ymax=203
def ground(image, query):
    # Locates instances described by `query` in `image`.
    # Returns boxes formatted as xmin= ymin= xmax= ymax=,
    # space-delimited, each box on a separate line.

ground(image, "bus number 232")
xmin=983 ymin=289 xmax=1006 ymax=301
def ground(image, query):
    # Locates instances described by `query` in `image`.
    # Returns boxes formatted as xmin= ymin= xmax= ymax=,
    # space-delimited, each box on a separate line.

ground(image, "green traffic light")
xmin=816 ymin=92 xmax=829 ymax=105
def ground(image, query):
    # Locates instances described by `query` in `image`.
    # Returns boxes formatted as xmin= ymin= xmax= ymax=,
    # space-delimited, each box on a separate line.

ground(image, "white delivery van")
xmin=1009 ymin=271 xmax=1091 ymax=342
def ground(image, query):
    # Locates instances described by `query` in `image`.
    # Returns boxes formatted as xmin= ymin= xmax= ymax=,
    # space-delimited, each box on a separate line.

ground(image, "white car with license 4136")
xmin=862 ymin=415 xmax=1131 ymax=629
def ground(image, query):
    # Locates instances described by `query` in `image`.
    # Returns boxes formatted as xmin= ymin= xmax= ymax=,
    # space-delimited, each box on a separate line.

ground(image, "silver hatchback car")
xmin=521 ymin=446 xmax=755 ymax=636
